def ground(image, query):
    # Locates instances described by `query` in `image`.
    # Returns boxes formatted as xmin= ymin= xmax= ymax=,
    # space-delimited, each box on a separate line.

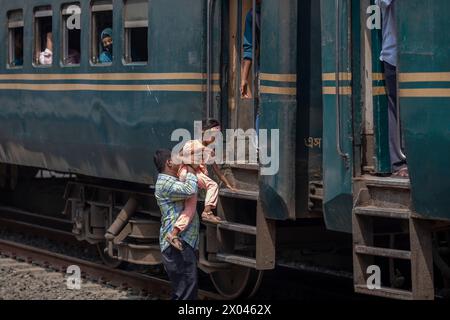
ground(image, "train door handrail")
xmin=206 ymin=0 xmax=216 ymax=119
xmin=396 ymin=92 xmax=407 ymax=160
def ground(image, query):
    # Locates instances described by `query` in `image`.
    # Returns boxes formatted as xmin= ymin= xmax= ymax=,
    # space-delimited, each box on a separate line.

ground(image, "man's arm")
xmin=243 ymin=11 xmax=253 ymax=61
xmin=241 ymin=59 xmax=252 ymax=98
xmin=167 ymin=171 xmax=198 ymax=201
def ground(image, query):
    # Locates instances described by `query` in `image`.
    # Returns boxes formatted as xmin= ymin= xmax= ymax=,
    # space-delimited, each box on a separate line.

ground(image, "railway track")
xmin=0 ymin=204 xmax=222 ymax=300
xmin=0 ymin=238 xmax=221 ymax=300
xmin=0 ymin=199 xmax=367 ymax=301
xmin=0 ymin=254 xmax=133 ymax=300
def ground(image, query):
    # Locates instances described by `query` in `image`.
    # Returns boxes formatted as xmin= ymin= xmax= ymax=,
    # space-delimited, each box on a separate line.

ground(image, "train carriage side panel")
xmin=0 ymin=0 xmax=206 ymax=186
xmin=397 ymin=0 xmax=450 ymax=221
xmin=259 ymin=0 xmax=298 ymax=220
xmin=320 ymin=0 xmax=354 ymax=233
xmin=295 ymin=0 xmax=324 ymax=218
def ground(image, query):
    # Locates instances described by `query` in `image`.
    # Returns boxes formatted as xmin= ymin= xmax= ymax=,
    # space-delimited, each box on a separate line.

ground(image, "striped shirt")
xmin=155 ymin=172 xmax=199 ymax=252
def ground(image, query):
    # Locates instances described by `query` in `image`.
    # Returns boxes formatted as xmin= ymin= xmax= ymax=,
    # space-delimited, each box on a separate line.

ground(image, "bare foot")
xmin=393 ymin=167 xmax=409 ymax=178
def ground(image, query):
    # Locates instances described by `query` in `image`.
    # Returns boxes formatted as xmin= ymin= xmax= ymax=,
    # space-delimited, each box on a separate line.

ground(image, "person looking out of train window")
xmin=66 ymin=49 xmax=81 ymax=65
xmin=99 ymin=28 xmax=113 ymax=63
xmin=165 ymin=119 xmax=237 ymax=252
xmin=376 ymin=0 xmax=408 ymax=178
xmin=154 ymin=149 xmax=199 ymax=300
xmin=39 ymin=32 xmax=53 ymax=65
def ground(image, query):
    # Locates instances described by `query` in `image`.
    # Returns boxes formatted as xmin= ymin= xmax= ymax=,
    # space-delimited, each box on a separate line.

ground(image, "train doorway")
xmin=226 ymin=0 xmax=260 ymax=135
xmin=361 ymin=0 xmax=406 ymax=177
xmin=203 ymin=0 xmax=265 ymax=299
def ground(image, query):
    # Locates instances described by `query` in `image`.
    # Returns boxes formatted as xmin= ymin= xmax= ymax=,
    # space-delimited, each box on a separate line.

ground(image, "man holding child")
xmin=154 ymin=149 xmax=200 ymax=300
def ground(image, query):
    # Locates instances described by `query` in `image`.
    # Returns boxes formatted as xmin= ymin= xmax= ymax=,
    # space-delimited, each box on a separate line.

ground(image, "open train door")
xmin=397 ymin=0 xmax=450 ymax=222
xmin=320 ymin=0 xmax=354 ymax=232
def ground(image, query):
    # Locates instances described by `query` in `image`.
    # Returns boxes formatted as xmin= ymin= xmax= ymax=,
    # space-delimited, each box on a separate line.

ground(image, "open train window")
xmin=91 ymin=0 xmax=113 ymax=65
xmin=33 ymin=6 xmax=53 ymax=67
xmin=61 ymin=3 xmax=81 ymax=66
xmin=7 ymin=10 xmax=24 ymax=68
xmin=123 ymin=0 xmax=148 ymax=64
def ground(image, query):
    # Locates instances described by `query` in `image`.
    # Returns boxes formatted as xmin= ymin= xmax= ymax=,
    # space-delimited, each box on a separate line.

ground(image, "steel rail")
xmin=0 ymin=239 xmax=221 ymax=300
xmin=0 ymin=205 xmax=222 ymax=300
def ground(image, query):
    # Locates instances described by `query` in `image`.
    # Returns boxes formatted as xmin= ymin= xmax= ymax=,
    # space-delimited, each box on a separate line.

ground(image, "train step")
xmin=354 ymin=206 xmax=411 ymax=220
xmin=200 ymin=163 xmax=275 ymax=272
xmin=354 ymin=245 xmax=411 ymax=260
xmin=354 ymin=176 xmax=412 ymax=210
xmin=219 ymin=188 xmax=259 ymax=201
xmin=215 ymin=253 xmax=257 ymax=269
xmin=227 ymin=163 xmax=259 ymax=171
xmin=359 ymin=175 xmax=410 ymax=189
xmin=218 ymin=221 xmax=257 ymax=235
xmin=202 ymin=219 xmax=256 ymax=236
xmin=354 ymin=285 xmax=413 ymax=300
xmin=352 ymin=178 xmax=434 ymax=300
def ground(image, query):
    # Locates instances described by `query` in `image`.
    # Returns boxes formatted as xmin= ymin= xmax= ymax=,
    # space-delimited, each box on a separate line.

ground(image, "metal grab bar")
xmin=396 ymin=96 xmax=407 ymax=160
xmin=252 ymin=0 xmax=257 ymax=100
xmin=335 ymin=0 xmax=350 ymax=163
xmin=206 ymin=0 xmax=216 ymax=119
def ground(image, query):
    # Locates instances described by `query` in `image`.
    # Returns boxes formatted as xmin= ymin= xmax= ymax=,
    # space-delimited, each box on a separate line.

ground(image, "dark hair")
xmin=153 ymin=149 xmax=172 ymax=173
xmin=202 ymin=118 xmax=221 ymax=131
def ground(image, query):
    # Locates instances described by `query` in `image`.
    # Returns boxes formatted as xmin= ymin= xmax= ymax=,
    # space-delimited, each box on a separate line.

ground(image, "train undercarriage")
xmin=59 ymin=162 xmax=353 ymax=299
xmin=2 ymin=163 xmax=450 ymax=299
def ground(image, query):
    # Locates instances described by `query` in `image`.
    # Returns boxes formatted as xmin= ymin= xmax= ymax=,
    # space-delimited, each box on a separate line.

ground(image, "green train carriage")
xmin=0 ymin=0 xmax=449 ymax=300
xmin=321 ymin=0 xmax=450 ymax=299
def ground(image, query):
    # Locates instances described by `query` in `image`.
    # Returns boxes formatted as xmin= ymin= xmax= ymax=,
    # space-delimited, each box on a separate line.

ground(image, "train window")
xmin=61 ymin=3 xmax=81 ymax=66
xmin=7 ymin=10 xmax=24 ymax=68
xmin=91 ymin=0 xmax=113 ymax=64
xmin=123 ymin=0 xmax=148 ymax=64
xmin=33 ymin=6 xmax=53 ymax=67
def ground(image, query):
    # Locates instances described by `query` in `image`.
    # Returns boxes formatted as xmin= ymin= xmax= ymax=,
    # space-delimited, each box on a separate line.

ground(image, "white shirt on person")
xmin=39 ymin=48 xmax=53 ymax=65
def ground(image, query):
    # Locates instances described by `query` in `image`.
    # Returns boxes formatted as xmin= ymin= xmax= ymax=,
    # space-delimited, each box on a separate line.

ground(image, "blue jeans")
xmin=161 ymin=242 xmax=198 ymax=300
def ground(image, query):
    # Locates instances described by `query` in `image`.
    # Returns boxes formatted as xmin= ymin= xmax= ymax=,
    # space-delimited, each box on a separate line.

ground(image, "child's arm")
xmin=178 ymin=165 xmax=188 ymax=182
xmin=168 ymin=171 xmax=198 ymax=201
xmin=212 ymin=163 xmax=237 ymax=191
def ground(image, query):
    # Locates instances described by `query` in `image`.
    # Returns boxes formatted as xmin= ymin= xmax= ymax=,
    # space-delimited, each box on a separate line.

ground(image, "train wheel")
xmin=210 ymin=265 xmax=264 ymax=299
xmin=96 ymin=243 xmax=124 ymax=269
